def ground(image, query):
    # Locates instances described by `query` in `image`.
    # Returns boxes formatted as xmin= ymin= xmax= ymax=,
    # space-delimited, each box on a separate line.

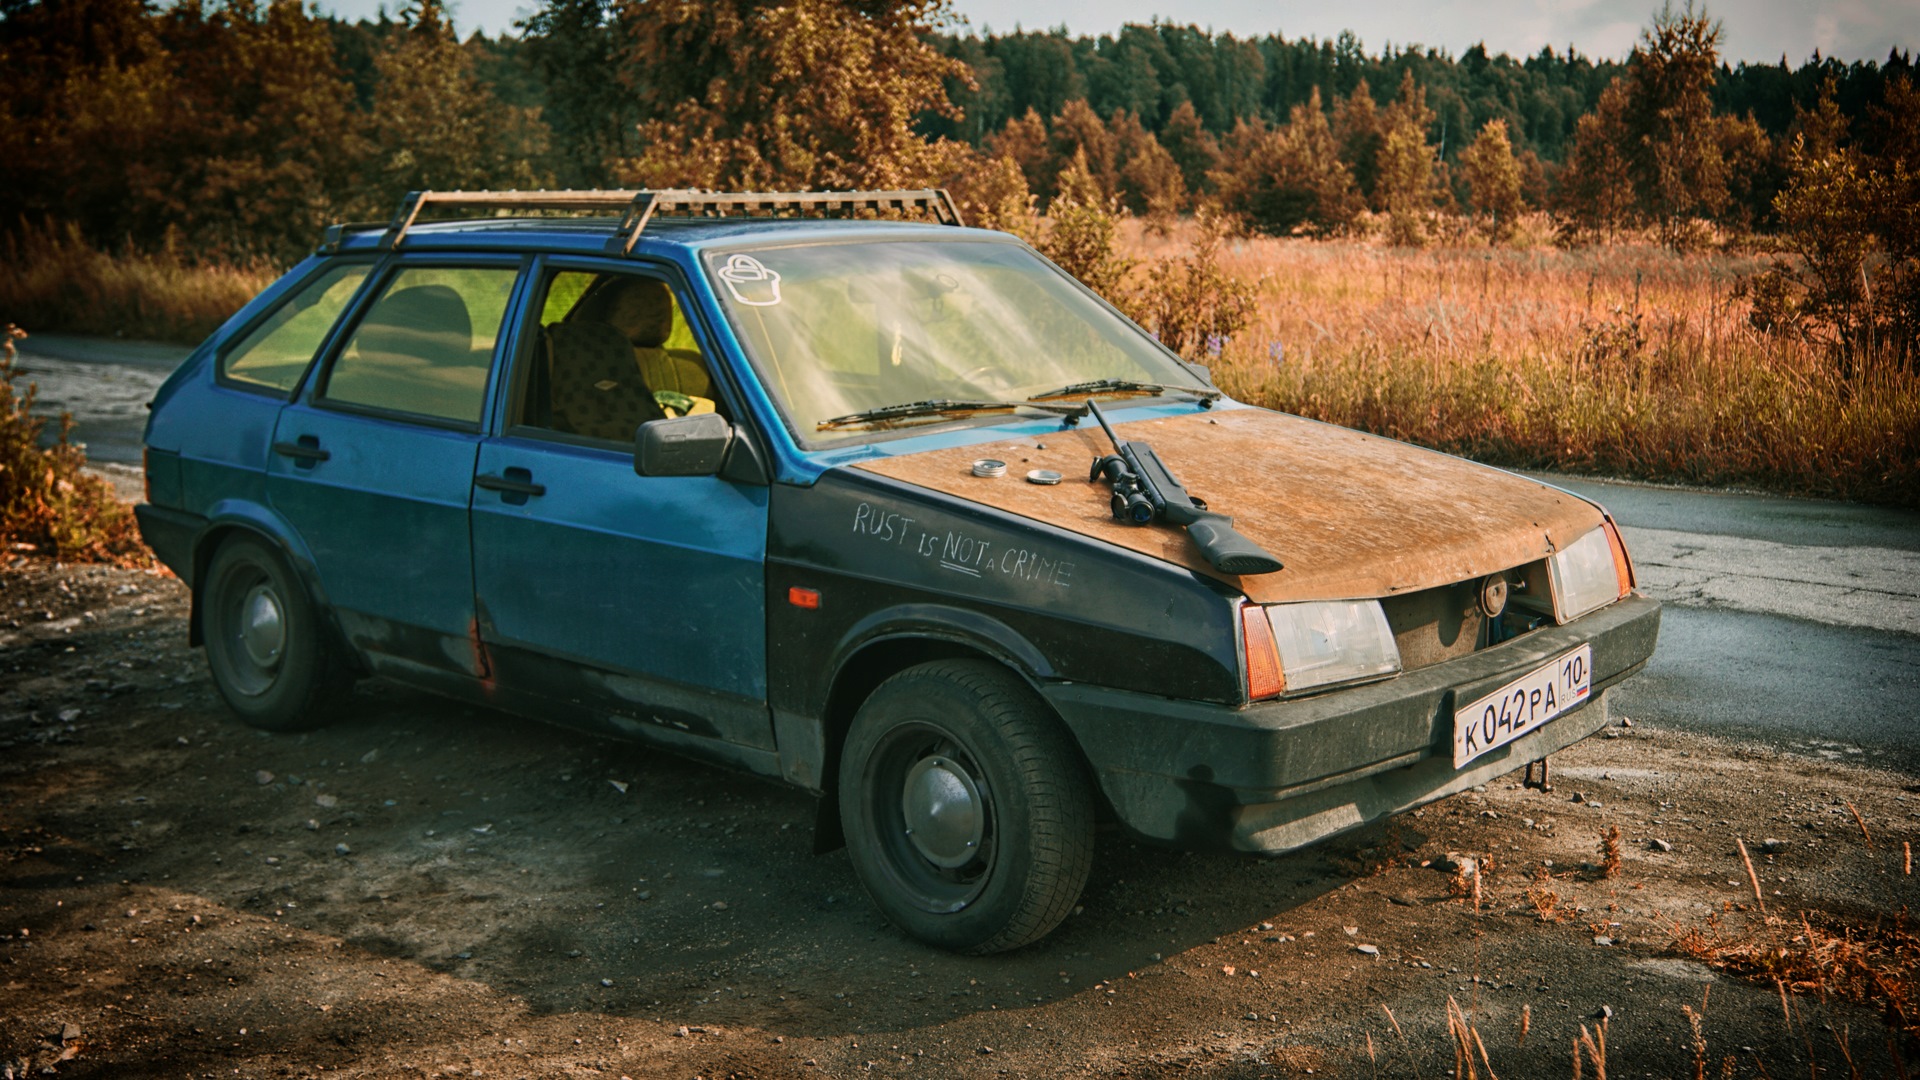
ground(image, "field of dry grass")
xmin=1125 ymin=218 xmax=1920 ymax=507
xmin=1 ymin=218 xmax=1914 ymax=505
xmin=0 ymin=222 xmax=278 ymax=346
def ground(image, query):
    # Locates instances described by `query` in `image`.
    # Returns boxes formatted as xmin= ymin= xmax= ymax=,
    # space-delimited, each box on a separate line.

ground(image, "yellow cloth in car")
xmin=637 ymin=346 xmax=712 ymax=398
xmin=637 ymin=346 xmax=715 ymax=415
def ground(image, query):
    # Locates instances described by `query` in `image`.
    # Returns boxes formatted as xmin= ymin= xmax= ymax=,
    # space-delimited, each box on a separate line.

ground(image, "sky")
xmin=323 ymin=0 xmax=1917 ymax=65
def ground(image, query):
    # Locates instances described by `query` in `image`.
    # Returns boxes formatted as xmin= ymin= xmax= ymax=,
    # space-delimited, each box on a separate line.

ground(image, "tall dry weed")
xmin=1672 ymin=910 xmax=1917 ymax=1043
xmin=1123 ymin=221 xmax=1920 ymax=505
xmin=0 ymin=221 xmax=277 ymax=345
xmin=0 ymin=344 xmax=151 ymax=566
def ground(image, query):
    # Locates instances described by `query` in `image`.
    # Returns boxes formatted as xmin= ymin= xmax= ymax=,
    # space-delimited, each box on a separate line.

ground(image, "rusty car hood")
xmin=850 ymin=406 xmax=1605 ymax=603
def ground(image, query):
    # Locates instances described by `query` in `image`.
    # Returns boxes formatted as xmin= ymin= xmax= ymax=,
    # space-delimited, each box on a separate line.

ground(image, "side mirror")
xmin=635 ymin=412 xmax=733 ymax=476
xmin=1182 ymin=361 xmax=1213 ymax=386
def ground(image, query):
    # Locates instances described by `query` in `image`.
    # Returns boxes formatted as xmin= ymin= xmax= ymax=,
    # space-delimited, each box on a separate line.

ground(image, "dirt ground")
xmin=3 ymin=556 xmax=1916 ymax=1079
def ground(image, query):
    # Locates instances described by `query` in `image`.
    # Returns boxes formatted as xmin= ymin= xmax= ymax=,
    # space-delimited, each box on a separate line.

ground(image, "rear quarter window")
xmin=220 ymin=263 xmax=372 ymax=394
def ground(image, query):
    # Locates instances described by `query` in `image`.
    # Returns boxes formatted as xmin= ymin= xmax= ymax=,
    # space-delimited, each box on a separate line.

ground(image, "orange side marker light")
xmin=1242 ymin=604 xmax=1285 ymax=701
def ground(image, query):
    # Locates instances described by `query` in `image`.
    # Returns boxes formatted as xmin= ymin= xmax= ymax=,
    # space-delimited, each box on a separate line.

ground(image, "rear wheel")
xmin=202 ymin=536 xmax=349 ymax=732
xmin=838 ymin=660 xmax=1094 ymax=954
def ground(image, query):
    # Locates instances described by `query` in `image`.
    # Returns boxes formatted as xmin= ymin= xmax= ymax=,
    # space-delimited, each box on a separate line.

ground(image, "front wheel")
xmin=838 ymin=660 xmax=1095 ymax=954
xmin=201 ymin=536 xmax=350 ymax=732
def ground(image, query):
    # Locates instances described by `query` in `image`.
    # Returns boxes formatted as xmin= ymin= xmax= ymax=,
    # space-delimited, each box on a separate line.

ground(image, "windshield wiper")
xmin=1026 ymin=378 xmax=1222 ymax=404
xmin=817 ymin=398 xmax=1084 ymax=430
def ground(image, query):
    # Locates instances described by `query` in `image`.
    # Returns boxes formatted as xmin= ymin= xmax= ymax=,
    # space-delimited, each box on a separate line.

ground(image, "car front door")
xmin=267 ymin=257 xmax=526 ymax=682
xmin=470 ymin=260 xmax=773 ymax=755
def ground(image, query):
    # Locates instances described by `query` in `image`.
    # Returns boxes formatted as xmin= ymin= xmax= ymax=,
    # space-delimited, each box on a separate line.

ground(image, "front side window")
xmin=513 ymin=269 xmax=724 ymax=444
xmin=704 ymin=240 xmax=1206 ymax=445
xmin=321 ymin=266 xmax=519 ymax=424
xmin=220 ymin=262 xmax=371 ymax=394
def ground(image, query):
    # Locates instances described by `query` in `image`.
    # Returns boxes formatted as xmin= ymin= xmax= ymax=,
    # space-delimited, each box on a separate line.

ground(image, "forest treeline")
xmin=1 ymin=0 xmax=1915 ymax=368
xmin=0 ymin=0 xmax=1910 ymax=252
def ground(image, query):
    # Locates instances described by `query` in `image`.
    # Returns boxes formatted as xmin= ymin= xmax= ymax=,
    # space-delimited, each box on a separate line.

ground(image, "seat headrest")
xmin=356 ymin=285 xmax=473 ymax=365
xmin=574 ymin=278 xmax=674 ymax=349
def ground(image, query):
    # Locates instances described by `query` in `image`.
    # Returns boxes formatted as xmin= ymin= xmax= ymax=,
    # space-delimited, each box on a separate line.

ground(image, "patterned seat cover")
xmin=546 ymin=319 xmax=665 ymax=442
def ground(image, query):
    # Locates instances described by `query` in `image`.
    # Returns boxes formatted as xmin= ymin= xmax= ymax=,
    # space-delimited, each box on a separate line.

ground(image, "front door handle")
xmin=475 ymin=471 xmax=547 ymax=497
xmin=272 ymin=439 xmax=330 ymax=462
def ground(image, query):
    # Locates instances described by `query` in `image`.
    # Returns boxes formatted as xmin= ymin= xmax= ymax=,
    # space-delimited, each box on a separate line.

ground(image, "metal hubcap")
xmin=901 ymin=755 xmax=984 ymax=869
xmin=238 ymin=584 xmax=286 ymax=668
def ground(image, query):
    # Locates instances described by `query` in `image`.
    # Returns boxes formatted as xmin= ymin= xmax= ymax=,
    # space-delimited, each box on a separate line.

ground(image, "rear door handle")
xmin=272 ymin=440 xmax=330 ymax=462
xmin=475 ymin=471 xmax=547 ymax=497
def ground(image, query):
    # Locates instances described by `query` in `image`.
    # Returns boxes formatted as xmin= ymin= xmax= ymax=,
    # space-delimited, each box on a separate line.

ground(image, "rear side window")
xmin=220 ymin=263 xmax=371 ymax=394
xmin=321 ymin=266 xmax=519 ymax=424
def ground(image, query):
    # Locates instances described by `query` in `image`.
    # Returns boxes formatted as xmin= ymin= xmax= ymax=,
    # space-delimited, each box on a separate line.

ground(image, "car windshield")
xmin=703 ymin=239 xmax=1207 ymax=444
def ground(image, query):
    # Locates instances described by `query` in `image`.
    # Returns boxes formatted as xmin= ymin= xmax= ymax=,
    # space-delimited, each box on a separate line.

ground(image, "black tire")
xmin=838 ymin=660 xmax=1095 ymax=954
xmin=201 ymin=536 xmax=350 ymax=732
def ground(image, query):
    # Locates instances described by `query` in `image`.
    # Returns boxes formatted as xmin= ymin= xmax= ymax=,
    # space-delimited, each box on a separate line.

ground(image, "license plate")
xmin=1453 ymin=645 xmax=1592 ymax=768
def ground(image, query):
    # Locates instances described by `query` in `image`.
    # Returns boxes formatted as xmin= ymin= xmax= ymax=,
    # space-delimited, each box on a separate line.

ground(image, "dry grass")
xmin=1672 ymin=910 xmax=1919 ymax=1043
xmin=7 ymin=216 xmax=1916 ymax=504
xmin=0 ymin=221 xmax=279 ymax=345
xmin=1121 ymin=218 xmax=1920 ymax=507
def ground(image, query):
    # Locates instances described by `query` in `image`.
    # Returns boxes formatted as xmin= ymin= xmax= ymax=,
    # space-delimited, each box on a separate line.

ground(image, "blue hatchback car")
xmin=137 ymin=189 xmax=1660 ymax=953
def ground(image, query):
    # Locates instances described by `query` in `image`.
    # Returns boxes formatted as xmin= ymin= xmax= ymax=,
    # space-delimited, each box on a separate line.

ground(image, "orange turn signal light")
xmin=1602 ymin=517 xmax=1635 ymax=597
xmin=787 ymin=586 xmax=821 ymax=610
xmin=1242 ymin=603 xmax=1285 ymax=701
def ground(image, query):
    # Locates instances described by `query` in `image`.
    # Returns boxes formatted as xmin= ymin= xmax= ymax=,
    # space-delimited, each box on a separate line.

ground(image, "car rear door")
xmin=267 ymin=256 xmax=527 ymax=681
xmin=469 ymin=259 xmax=774 ymax=755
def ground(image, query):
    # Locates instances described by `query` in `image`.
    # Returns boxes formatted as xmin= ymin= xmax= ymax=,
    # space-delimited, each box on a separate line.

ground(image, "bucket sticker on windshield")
xmin=717 ymin=254 xmax=783 ymax=307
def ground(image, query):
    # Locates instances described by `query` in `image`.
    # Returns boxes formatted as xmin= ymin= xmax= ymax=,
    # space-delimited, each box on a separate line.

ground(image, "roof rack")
xmin=319 ymin=188 xmax=966 ymax=256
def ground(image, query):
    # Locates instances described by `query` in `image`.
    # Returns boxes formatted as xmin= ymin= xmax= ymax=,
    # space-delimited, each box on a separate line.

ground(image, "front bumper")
xmin=1042 ymin=593 xmax=1661 ymax=854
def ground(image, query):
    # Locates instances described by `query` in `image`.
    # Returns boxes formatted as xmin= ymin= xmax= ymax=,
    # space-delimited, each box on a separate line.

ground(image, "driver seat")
xmin=546 ymin=319 xmax=666 ymax=442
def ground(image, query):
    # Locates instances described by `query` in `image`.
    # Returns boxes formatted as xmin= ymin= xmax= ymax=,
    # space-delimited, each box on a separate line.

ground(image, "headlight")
xmin=1549 ymin=524 xmax=1630 ymax=622
xmin=1244 ymin=600 xmax=1402 ymax=699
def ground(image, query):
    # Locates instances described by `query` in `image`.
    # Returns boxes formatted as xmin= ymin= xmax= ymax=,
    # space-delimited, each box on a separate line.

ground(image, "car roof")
xmin=323 ymin=216 xmax=1017 ymax=259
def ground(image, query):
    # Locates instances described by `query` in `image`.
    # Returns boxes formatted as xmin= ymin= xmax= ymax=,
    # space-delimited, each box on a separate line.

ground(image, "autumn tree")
xmin=1714 ymin=111 xmax=1776 ymax=230
xmin=1046 ymin=98 xmax=1119 ymax=202
xmin=1870 ymin=75 xmax=1920 ymax=368
xmin=364 ymin=0 xmax=546 ymax=208
xmin=1211 ymin=89 xmax=1362 ymax=237
xmin=1619 ymin=1 xmax=1728 ymax=247
xmin=1459 ymin=119 xmax=1525 ymax=242
xmin=1036 ymin=149 xmax=1134 ymax=300
xmin=1555 ymin=80 xmax=1635 ymax=242
xmin=985 ymin=108 xmax=1052 ymax=200
xmin=0 ymin=0 xmax=164 ymax=245
xmin=613 ymin=0 xmax=971 ymax=190
xmin=1332 ymin=78 xmax=1385 ymax=206
xmin=1374 ymin=72 xmax=1441 ymax=246
xmin=1109 ymin=111 xmax=1185 ymax=219
xmin=520 ymin=0 xmax=632 ymax=184
xmin=951 ymin=152 xmax=1039 ymax=244
xmin=1158 ymin=101 xmax=1220 ymax=196
xmin=1747 ymin=77 xmax=1920 ymax=374
xmin=0 ymin=0 xmax=365 ymax=259
xmin=158 ymin=0 xmax=370 ymax=259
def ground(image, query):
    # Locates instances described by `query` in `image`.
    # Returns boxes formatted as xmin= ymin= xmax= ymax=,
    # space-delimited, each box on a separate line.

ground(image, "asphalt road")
xmin=10 ymin=332 xmax=187 ymax=464
xmin=1530 ymin=474 xmax=1920 ymax=772
xmin=19 ymin=335 xmax=1919 ymax=769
